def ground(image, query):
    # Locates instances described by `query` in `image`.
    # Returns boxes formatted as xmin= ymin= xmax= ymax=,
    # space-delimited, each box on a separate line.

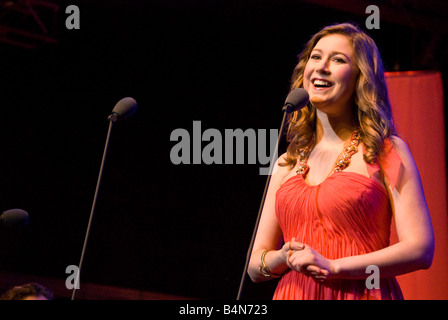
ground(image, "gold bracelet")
xmin=259 ymin=250 xmax=281 ymax=278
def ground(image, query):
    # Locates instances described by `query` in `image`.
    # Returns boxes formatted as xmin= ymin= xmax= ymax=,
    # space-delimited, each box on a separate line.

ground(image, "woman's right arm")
xmin=247 ymin=154 xmax=303 ymax=283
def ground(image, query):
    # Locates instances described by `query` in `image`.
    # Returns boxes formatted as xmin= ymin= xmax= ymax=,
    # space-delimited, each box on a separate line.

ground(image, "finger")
xmin=290 ymin=237 xmax=295 ymax=251
xmin=305 ymin=265 xmax=330 ymax=278
xmin=289 ymin=241 xmax=305 ymax=251
xmin=283 ymin=243 xmax=294 ymax=256
xmin=287 ymin=256 xmax=303 ymax=273
xmin=305 ymin=265 xmax=321 ymax=273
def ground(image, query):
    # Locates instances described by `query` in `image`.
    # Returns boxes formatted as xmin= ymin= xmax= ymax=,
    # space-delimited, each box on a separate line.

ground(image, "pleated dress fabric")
xmin=273 ymin=140 xmax=404 ymax=300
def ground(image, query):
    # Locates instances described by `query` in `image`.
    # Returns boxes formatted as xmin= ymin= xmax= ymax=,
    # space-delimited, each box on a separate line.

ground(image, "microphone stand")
xmin=71 ymin=117 xmax=115 ymax=300
xmin=236 ymin=104 xmax=292 ymax=300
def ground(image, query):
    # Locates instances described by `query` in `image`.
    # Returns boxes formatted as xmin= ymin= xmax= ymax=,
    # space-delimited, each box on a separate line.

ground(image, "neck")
xmin=315 ymin=109 xmax=355 ymax=144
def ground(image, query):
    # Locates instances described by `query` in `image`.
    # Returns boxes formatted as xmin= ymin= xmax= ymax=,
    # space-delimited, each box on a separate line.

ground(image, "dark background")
xmin=0 ymin=0 xmax=446 ymax=300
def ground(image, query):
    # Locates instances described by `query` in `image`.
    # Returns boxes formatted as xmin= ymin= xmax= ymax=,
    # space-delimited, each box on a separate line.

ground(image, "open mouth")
xmin=312 ymin=79 xmax=333 ymax=89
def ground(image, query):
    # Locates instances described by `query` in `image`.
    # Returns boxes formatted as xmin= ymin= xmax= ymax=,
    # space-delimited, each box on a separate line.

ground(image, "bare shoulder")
xmin=389 ymin=135 xmax=421 ymax=179
xmin=389 ymin=135 xmax=415 ymax=165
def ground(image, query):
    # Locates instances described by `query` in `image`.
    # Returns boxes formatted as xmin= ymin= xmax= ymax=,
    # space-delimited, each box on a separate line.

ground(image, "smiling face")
xmin=303 ymin=34 xmax=359 ymax=116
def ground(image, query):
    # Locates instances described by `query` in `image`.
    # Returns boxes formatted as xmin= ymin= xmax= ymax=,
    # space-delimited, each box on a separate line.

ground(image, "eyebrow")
xmin=311 ymin=48 xmax=351 ymax=60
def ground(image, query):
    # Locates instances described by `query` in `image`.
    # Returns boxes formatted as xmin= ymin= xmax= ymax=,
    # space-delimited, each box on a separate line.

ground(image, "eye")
xmin=333 ymin=57 xmax=346 ymax=63
xmin=310 ymin=54 xmax=321 ymax=60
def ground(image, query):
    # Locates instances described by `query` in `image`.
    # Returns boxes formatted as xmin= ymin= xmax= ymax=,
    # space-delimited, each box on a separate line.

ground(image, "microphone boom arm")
xmin=71 ymin=118 xmax=114 ymax=300
xmin=236 ymin=109 xmax=289 ymax=300
xmin=236 ymin=88 xmax=308 ymax=300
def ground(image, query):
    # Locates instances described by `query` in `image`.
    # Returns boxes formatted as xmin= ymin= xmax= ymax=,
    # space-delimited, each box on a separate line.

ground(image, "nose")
xmin=316 ymin=59 xmax=330 ymax=75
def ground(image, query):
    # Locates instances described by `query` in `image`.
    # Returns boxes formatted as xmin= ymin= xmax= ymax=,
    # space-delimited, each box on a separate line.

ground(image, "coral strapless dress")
xmin=273 ymin=140 xmax=404 ymax=300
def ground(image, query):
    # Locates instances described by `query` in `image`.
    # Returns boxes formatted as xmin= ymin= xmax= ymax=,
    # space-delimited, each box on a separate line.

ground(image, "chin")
xmin=310 ymin=95 xmax=331 ymax=106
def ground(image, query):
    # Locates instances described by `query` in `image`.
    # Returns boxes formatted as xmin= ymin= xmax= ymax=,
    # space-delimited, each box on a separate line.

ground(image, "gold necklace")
xmin=296 ymin=129 xmax=361 ymax=176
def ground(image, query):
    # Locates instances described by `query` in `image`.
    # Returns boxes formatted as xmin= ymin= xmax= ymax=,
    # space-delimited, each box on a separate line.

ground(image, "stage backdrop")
xmin=385 ymin=71 xmax=448 ymax=300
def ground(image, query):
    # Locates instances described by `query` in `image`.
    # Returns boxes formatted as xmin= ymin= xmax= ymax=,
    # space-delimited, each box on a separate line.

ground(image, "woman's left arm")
xmin=289 ymin=136 xmax=435 ymax=279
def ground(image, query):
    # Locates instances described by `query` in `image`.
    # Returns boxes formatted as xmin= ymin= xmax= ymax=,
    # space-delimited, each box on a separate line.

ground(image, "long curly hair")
xmin=282 ymin=22 xmax=396 ymax=168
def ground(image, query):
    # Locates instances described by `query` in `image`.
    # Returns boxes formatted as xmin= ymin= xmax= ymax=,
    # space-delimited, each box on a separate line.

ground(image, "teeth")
xmin=313 ymin=79 xmax=332 ymax=87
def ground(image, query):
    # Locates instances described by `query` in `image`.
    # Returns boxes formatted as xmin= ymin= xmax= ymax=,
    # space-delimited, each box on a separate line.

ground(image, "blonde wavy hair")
xmin=282 ymin=22 xmax=396 ymax=167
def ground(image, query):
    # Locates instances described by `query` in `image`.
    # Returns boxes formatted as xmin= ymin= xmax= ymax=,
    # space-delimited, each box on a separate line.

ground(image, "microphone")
xmin=282 ymin=88 xmax=310 ymax=113
xmin=72 ymin=97 xmax=137 ymax=300
xmin=237 ymin=88 xmax=309 ymax=300
xmin=108 ymin=97 xmax=138 ymax=122
xmin=1 ymin=209 xmax=29 ymax=227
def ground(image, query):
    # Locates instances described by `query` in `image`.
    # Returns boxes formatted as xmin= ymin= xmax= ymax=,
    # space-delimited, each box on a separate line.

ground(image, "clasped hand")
xmin=282 ymin=237 xmax=334 ymax=282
